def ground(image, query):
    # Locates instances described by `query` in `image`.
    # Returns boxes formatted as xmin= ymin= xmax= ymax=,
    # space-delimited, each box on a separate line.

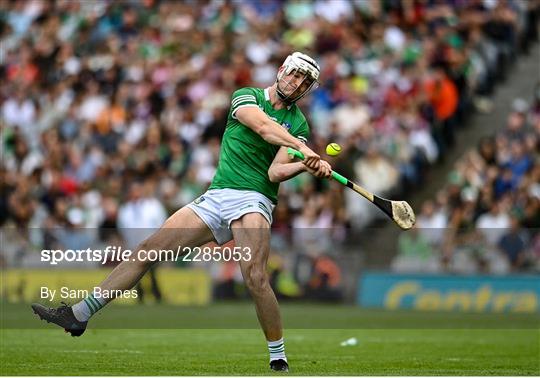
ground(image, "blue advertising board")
xmin=358 ymin=272 xmax=540 ymax=313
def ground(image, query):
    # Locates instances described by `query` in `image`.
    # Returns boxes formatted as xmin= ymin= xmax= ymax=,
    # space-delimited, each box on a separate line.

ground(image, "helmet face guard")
xmin=276 ymin=52 xmax=320 ymax=104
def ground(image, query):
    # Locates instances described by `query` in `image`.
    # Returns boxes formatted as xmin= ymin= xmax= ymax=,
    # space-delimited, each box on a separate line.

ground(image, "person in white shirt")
xmin=117 ymin=181 xmax=168 ymax=303
xmin=476 ymin=201 xmax=510 ymax=246
xmin=416 ymin=200 xmax=448 ymax=246
xmin=117 ymin=181 xmax=168 ymax=248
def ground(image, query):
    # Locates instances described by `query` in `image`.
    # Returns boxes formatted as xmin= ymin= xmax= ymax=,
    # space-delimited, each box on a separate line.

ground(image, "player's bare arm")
xmin=268 ymin=147 xmax=332 ymax=182
xmin=235 ymin=106 xmax=321 ymax=170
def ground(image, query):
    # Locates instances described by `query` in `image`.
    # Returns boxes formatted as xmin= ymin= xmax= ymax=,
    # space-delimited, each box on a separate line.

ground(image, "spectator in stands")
xmin=498 ymin=214 xmax=529 ymax=271
xmin=416 ymin=200 xmax=447 ymax=246
xmin=354 ymin=145 xmax=399 ymax=195
xmin=476 ymin=200 xmax=511 ymax=247
xmin=504 ymin=139 xmax=533 ymax=184
xmin=305 ymin=255 xmax=343 ymax=302
xmin=478 ymin=136 xmax=497 ymax=167
xmin=392 ymin=225 xmax=440 ymax=273
xmin=424 ymin=64 xmax=459 ymax=154
xmin=117 ymin=181 xmax=167 ymax=303
xmin=118 ymin=181 xmax=167 ymax=248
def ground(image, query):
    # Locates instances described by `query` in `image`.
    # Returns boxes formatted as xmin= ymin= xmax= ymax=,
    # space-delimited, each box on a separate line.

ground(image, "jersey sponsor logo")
xmin=193 ymin=196 xmax=206 ymax=205
xmin=281 ymin=122 xmax=292 ymax=130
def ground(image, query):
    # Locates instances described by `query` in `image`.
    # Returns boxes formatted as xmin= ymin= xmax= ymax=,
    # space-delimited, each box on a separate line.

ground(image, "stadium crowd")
xmin=393 ymin=91 xmax=540 ymax=274
xmin=1 ymin=0 xmax=539 ymax=288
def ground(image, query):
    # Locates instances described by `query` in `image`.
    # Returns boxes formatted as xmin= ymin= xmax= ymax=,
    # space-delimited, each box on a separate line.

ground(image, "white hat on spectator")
xmin=461 ymin=187 xmax=478 ymax=203
xmin=67 ymin=208 xmax=85 ymax=226
xmin=512 ymin=98 xmax=529 ymax=114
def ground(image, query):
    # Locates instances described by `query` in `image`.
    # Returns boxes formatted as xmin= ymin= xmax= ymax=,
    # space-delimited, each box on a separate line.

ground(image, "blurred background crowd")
xmin=1 ymin=0 xmax=539 ymax=301
xmin=393 ymin=94 xmax=540 ymax=274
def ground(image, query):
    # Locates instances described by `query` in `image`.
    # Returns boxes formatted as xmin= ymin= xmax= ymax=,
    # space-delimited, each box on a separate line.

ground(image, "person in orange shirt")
xmin=95 ymin=93 xmax=127 ymax=135
xmin=424 ymin=65 xmax=459 ymax=155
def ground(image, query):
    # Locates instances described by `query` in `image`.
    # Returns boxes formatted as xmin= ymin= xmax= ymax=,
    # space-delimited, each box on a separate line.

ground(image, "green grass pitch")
xmin=1 ymin=303 xmax=538 ymax=375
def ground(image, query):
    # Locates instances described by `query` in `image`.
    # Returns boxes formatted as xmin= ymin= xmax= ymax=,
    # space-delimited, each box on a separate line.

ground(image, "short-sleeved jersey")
xmin=208 ymin=87 xmax=309 ymax=204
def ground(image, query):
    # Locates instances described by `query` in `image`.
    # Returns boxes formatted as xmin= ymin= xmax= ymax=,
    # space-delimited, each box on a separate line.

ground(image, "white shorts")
xmin=186 ymin=189 xmax=275 ymax=245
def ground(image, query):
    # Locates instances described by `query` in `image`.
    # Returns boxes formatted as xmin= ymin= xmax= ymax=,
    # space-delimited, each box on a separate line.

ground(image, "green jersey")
xmin=209 ymin=87 xmax=310 ymax=203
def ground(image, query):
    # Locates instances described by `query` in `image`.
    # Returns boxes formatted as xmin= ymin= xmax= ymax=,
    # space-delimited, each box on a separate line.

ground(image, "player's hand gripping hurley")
xmin=287 ymin=148 xmax=416 ymax=230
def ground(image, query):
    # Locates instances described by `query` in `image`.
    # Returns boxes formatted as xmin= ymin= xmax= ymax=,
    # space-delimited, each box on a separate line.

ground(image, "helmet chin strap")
xmin=276 ymin=82 xmax=294 ymax=105
xmin=276 ymin=75 xmax=311 ymax=105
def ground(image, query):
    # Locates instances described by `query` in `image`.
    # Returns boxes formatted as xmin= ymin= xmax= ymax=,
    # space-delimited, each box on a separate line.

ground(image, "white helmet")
xmin=276 ymin=52 xmax=320 ymax=104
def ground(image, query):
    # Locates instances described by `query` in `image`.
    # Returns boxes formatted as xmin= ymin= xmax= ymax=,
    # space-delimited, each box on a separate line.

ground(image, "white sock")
xmin=268 ymin=337 xmax=287 ymax=362
xmin=72 ymin=289 xmax=107 ymax=322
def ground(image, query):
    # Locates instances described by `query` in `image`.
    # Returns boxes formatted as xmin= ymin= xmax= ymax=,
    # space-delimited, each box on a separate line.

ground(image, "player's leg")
xmin=92 ymin=207 xmax=214 ymax=294
xmin=231 ymin=213 xmax=289 ymax=372
xmin=232 ymin=213 xmax=280 ymax=338
xmin=32 ymin=207 xmax=215 ymax=335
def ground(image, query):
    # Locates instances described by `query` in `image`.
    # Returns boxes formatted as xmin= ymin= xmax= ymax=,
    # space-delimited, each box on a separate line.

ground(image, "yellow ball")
xmin=326 ymin=143 xmax=342 ymax=156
